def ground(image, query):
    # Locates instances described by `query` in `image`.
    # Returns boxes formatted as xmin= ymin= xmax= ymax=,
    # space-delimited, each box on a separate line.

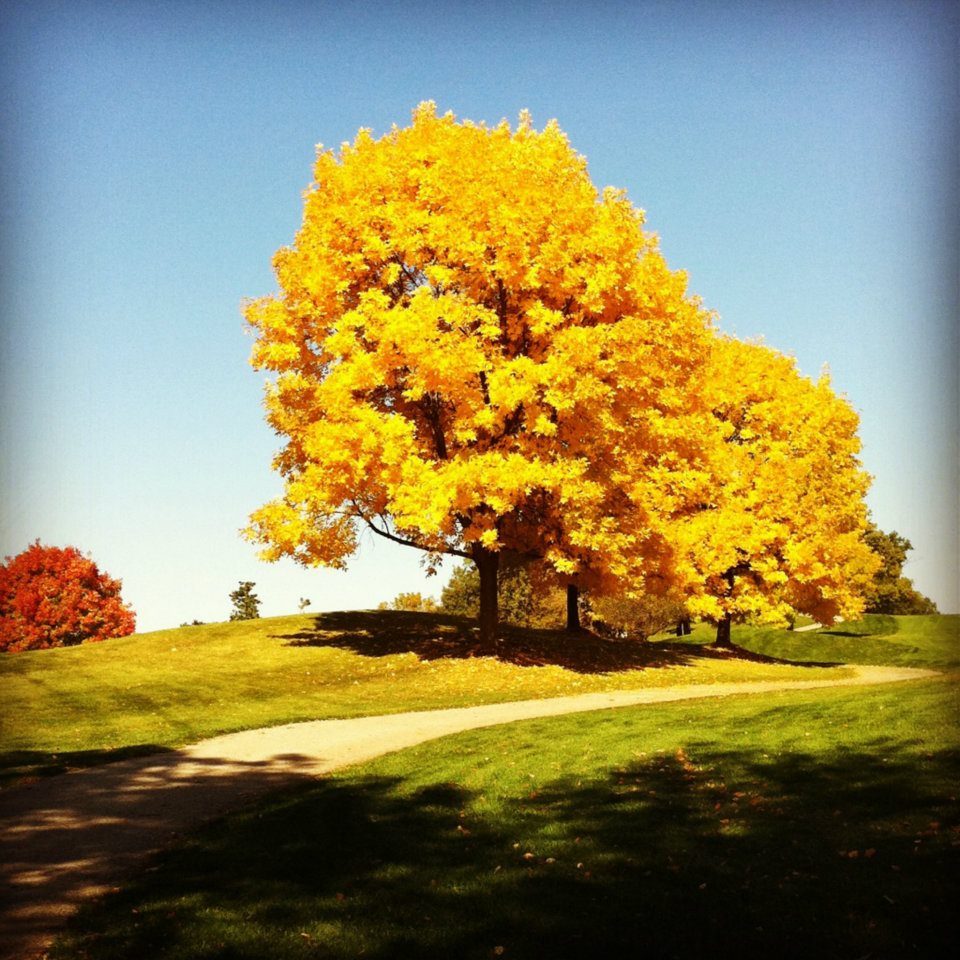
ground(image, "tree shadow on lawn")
xmin=56 ymin=739 xmax=958 ymax=960
xmin=277 ymin=610 xmax=839 ymax=674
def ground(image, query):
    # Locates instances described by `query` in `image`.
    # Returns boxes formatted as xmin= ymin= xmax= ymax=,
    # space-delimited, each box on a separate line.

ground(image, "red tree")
xmin=0 ymin=542 xmax=136 ymax=653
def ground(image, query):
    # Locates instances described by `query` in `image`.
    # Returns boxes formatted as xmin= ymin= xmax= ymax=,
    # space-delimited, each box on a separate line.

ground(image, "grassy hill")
xmin=43 ymin=612 xmax=958 ymax=960
xmin=1 ymin=612 xmax=955 ymax=787
xmin=726 ymin=614 xmax=959 ymax=668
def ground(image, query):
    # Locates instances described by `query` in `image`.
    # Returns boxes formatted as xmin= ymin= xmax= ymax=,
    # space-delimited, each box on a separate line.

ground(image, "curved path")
xmin=0 ymin=665 xmax=935 ymax=959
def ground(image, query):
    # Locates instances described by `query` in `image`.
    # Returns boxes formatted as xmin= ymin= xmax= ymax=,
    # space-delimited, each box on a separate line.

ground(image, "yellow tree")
xmin=675 ymin=337 xmax=880 ymax=645
xmin=244 ymin=104 xmax=715 ymax=647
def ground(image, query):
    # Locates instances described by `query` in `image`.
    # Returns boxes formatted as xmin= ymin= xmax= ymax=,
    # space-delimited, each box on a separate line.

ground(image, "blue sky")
xmin=1 ymin=0 xmax=957 ymax=631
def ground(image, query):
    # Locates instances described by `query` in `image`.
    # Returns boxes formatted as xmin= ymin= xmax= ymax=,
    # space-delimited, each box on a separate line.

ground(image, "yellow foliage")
xmin=676 ymin=337 xmax=881 ymax=627
xmin=244 ymin=105 xmax=877 ymax=633
xmin=245 ymin=103 xmax=715 ymax=594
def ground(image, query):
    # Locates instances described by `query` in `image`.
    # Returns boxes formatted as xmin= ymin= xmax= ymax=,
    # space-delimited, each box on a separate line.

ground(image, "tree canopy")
xmin=245 ymin=104 xmax=716 ymax=645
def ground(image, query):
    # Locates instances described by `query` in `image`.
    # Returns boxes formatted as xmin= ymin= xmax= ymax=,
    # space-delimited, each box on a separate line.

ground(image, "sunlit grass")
xmin=3 ymin=609 xmax=906 ymax=786
xmin=731 ymin=614 xmax=959 ymax=668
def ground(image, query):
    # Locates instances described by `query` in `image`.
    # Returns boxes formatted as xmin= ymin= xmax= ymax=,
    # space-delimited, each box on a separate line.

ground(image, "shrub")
xmin=587 ymin=593 xmax=689 ymax=640
xmin=0 ymin=541 xmax=136 ymax=653
xmin=381 ymin=592 xmax=439 ymax=612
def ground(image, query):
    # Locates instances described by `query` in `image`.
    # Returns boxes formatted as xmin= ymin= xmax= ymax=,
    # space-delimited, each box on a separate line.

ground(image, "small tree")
xmin=298 ymin=597 xmax=312 ymax=612
xmin=0 ymin=541 xmax=136 ymax=653
xmin=385 ymin=592 xmax=439 ymax=612
xmin=676 ymin=338 xmax=880 ymax=646
xmin=229 ymin=581 xmax=261 ymax=621
xmin=439 ymin=562 xmax=480 ymax=617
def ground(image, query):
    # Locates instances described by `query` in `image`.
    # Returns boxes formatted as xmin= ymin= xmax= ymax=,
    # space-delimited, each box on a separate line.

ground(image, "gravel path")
xmin=0 ymin=665 xmax=935 ymax=959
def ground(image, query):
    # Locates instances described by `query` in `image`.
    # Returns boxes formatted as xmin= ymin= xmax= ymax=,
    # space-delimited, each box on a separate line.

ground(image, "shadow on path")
xmin=0 ymin=746 xmax=176 ymax=790
xmin=0 ymin=751 xmax=318 ymax=960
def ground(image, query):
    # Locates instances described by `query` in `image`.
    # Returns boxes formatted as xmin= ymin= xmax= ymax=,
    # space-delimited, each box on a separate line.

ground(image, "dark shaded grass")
xmin=282 ymin=609 xmax=814 ymax=672
xmin=52 ymin=678 xmax=958 ymax=960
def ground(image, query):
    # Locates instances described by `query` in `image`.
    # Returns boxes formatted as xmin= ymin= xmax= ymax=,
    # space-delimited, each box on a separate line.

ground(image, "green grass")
xmin=8 ymin=611 xmax=956 ymax=957
xmin=50 ymin=674 xmax=958 ymax=960
xmin=732 ymin=614 xmax=960 ymax=668
xmin=2 ymin=609 xmax=902 ymax=787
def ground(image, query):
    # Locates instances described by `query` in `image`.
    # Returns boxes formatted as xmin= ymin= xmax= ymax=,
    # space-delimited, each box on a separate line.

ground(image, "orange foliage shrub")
xmin=0 ymin=541 xmax=136 ymax=653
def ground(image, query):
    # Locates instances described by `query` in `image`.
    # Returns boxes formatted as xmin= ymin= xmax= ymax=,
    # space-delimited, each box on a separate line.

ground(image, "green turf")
xmin=1 ymin=609 xmax=890 ymax=787
xmin=730 ymin=614 xmax=960 ymax=668
xmin=50 ymin=674 xmax=958 ymax=960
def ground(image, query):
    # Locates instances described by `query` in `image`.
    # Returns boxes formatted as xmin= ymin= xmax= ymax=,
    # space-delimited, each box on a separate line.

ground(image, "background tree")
xmin=439 ymin=559 xmax=566 ymax=628
xmin=381 ymin=592 xmax=440 ymax=612
xmin=0 ymin=541 xmax=136 ymax=653
xmin=675 ymin=338 xmax=880 ymax=645
xmin=586 ymin=592 xmax=689 ymax=641
xmin=229 ymin=581 xmax=261 ymax=621
xmin=244 ymin=103 xmax=715 ymax=648
xmin=863 ymin=525 xmax=938 ymax=614
xmin=438 ymin=562 xmax=481 ymax=618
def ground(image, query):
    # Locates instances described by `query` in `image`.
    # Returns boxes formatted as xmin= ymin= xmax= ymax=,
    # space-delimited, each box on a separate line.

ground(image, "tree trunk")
xmin=676 ymin=618 xmax=692 ymax=637
xmin=474 ymin=547 xmax=500 ymax=651
xmin=715 ymin=614 xmax=732 ymax=648
xmin=566 ymin=584 xmax=581 ymax=632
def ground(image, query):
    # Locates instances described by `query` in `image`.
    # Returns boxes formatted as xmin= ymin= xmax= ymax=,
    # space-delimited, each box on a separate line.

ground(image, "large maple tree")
xmin=244 ymin=103 xmax=716 ymax=645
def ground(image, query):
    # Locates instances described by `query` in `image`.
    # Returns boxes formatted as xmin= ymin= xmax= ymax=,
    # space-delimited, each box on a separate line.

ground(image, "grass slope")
xmin=51 ymin=673 xmax=958 ymax=960
xmin=9 ymin=610 xmax=934 ymax=787
xmin=732 ymin=614 xmax=959 ymax=668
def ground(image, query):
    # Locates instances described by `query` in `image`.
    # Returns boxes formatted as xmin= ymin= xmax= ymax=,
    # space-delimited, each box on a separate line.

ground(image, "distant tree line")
xmin=861 ymin=526 xmax=938 ymax=615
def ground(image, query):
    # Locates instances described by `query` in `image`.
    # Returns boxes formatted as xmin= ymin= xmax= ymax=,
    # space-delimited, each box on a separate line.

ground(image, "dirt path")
xmin=0 ymin=665 xmax=935 ymax=959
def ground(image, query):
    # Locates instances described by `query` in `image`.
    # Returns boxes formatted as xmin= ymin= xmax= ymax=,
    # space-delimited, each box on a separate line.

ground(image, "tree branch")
xmin=354 ymin=505 xmax=471 ymax=560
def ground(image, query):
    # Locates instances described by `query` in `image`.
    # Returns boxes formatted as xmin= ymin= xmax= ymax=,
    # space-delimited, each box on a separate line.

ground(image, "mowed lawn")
xmin=29 ymin=614 xmax=959 ymax=960
xmin=0 ymin=609 xmax=882 ymax=786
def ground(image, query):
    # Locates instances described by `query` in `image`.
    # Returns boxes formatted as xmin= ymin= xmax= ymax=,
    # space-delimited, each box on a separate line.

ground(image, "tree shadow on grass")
xmin=277 ymin=610 xmax=838 ymax=674
xmin=54 ymin=738 xmax=958 ymax=960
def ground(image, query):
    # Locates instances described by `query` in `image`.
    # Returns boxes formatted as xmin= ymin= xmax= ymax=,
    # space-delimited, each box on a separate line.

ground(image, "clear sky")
xmin=1 ymin=0 xmax=957 ymax=632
